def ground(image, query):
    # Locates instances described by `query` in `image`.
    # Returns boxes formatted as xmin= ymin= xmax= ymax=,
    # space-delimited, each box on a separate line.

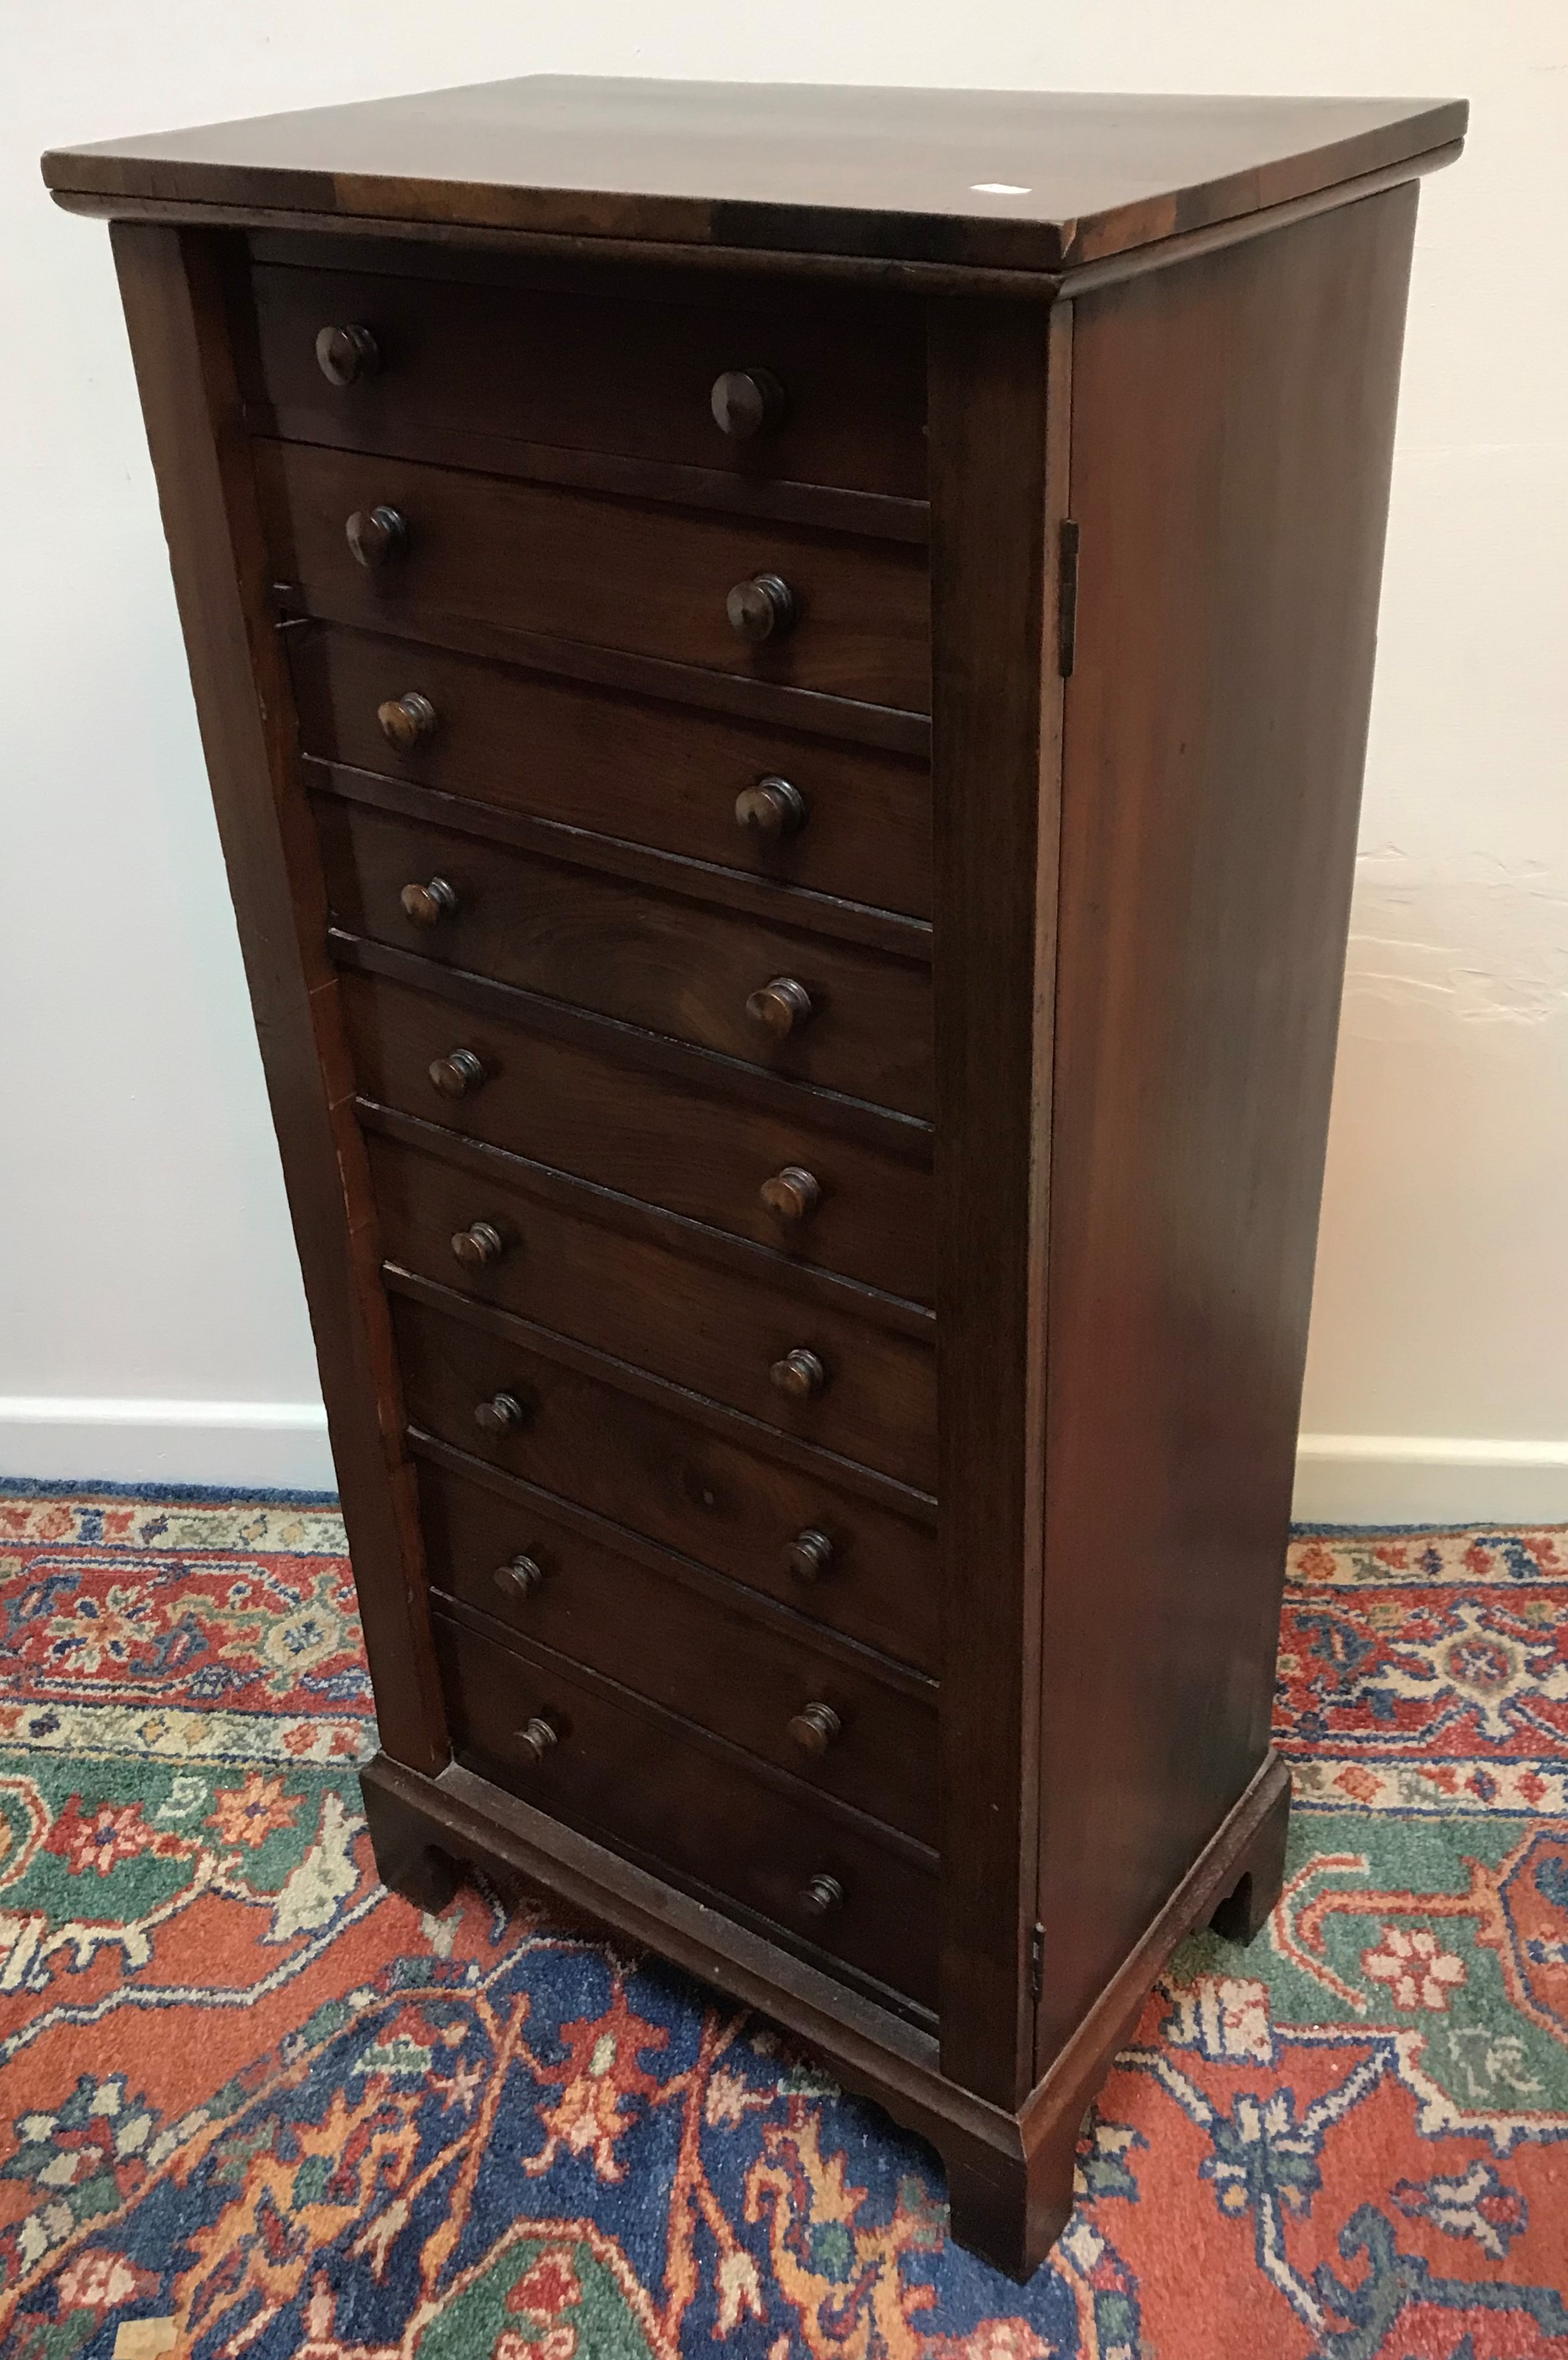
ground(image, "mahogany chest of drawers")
xmin=46 ymin=78 xmax=1464 ymax=2275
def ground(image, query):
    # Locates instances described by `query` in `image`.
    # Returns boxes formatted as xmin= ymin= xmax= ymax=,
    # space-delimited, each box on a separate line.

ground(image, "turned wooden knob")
xmin=399 ymin=877 xmax=457 ymax=926
xmin=788 ymin=1702 xmax=841 ymax=1757
xmin=428 ymin=1048 xmax=486 ymax=1099
xmin=494 ymin=1552 xmax=545 ymax=1601
xmin=451 ymin=1220 xmax=505 ymax=1270
xmin=726 ymin=573 xmax=796 ymax=644
xmin=760 ymin=1166 xmax=820 ymax=1225
xmin=711 ymin=367 xmax=787 ymax=439
xmin=771 ymin=1348 xmax=827 ymax=1402
xmin=747 ymin=976 xmax=814 ymax=1040
xmin=515 ymin=1714 xmax=558 ymax=1764
xmin=378 ymin=691 xmax=438 ymax=750
xmin=474 ymin=1391 xmax=525 ymax=1438
xmin=801 ymin=1873 xmax=844 ymax=1917
xmin=315 ymin=323 xmax=380 ymax=386
xmin=735 ymin=776 xmax=807 ymax=839
xmin=784 ymin=1527 xmax=835 ymax=1584
xmin=346 ymin=505 xmax=407 ymax=569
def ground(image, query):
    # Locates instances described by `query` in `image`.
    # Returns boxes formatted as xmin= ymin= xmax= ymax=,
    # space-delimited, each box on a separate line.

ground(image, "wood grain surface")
xmin=368 ymin=1130 xmax=936 ymax=1486
xmin=422 ymin=1457 xmax=937 ymax=1840
xmin=257 ymin=439 xmax=932 ymax=711
xmin=246 ymin=254 xmax=927 ymax=497
xmin=1034 ymin=186 xmax=1420 ymax=2065
xmin=342 ymin=968 xmax=934 ymax=1302
xmin=394 ymin=1286 xmax=936 ymax=1617
xmin=46 ymin=81 xmax=1465 ymax=273
xmin=313 ymin=792 xmax=934 ymax=1115
xmin=291 ymin=624 xmax=934 ymax=916
xmin=435 ymin=1610 xmax=940 ymax=2008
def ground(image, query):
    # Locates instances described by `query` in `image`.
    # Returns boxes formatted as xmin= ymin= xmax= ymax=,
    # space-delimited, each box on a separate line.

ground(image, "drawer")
xmin=393 ymin=1291 xmax=938 ymax=1663
xmin=291 ymin=627 xmax=932 ymax=920
xmin=370 ymin=1132 xmax=936 ymax=1490
xmin=317 ymin=795 xmax=933 ymax=1118
xmin=245 ymin=257 xmax=928 ymax=500
xmin=434 ymin=1610 xmax=938 ymax=2011
xmin=257 ymin=441 xmax=930 ymax=713
xmin=342 ymin=969 xmax=934 ymax=1304
xmin=420 ymin=1458 xmax=936 ymax=1840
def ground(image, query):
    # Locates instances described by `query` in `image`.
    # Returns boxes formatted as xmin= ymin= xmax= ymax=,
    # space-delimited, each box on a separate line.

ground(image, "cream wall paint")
xmin=3 ymin=0 xmax=1564 ymax=1518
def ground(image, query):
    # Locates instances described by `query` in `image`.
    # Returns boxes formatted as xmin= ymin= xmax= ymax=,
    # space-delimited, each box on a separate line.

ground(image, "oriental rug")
xmin=1 ymin=1485 xmax=1565 ymax=2357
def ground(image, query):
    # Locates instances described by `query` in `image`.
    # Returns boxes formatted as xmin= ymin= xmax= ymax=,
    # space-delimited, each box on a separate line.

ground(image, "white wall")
xmin=3 ymin=1 xmax=1564 ymax=1518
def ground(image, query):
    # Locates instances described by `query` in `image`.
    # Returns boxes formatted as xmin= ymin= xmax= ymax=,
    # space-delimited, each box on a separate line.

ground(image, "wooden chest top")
xmin=43 ymin=79 xmax=1465 ymax=272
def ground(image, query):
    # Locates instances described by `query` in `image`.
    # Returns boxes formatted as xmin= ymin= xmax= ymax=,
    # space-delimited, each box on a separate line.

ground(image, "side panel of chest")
xmin=1035 ymin=184 xmax=1421 ymax=2060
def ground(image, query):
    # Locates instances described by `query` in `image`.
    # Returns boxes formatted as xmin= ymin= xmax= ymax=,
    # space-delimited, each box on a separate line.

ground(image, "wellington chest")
xmin=45 ymin=78 xmax=1465 ymax=2276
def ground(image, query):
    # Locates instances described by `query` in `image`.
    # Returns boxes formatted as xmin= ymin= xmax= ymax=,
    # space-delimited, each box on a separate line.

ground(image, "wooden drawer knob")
xmin=494 ymin=1552 xmax=546 ymax=1600
xmin=726 ymin=573 xmax=796 ymax=643
xmin=760 ymin=1166 xmax=820 ymax=1225
xmin=428 ymin=1048 xmax=486 ymax=1099
xmin=400 ymin=877 xmax=458 ymax=926
xmin=801 ymin=1873 xmax=844 ymax=1917
xmin=747 ymin=976 xmax=814 ymax=1040
xmin=711 ymin=367 xmax=787 ymax=439
xmin=378 ymin=691 xmax=438 ymax=750
xmin=735 ymin=776 xmax=807 ymax=839
xmin=315 ymin=323 xmax=380 ymax=386
xmin=474 ymin=1391 xmax=526 ymax=1438
xmin=771 ymin=1348 xmax=826 ymax=1402
xmin=784 ymin=1527 xmax=835 ymax=1584
xmin=346 ymin=505 xmax=407 ymax=569
xmin=451 ymin=1220 xmax=505 ymax=1270
xmin=514 ymin=1714 xmax=558 ymax=1764
xmin=788 ymin=1702 xmax=841 ymax=1756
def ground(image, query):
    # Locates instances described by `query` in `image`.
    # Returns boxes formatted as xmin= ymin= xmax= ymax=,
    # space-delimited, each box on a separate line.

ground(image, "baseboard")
xmin=0 ymin=1397 xmax=335 ymax=1491
xmin=1293 ymin=1433 xmax=1568 ymax=1527
xmin=3 ymin=1401 xmax=1564 ymax=1529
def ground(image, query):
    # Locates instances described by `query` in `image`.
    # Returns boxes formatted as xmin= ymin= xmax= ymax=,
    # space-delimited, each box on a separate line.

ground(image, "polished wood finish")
xmin=312 ymin=791 xmax=934 ymax=1113
xmin=419 ymin=1456 xmax=936 ymax=1837
xmin=928 ymin=295 xmax=1068 ymax=2102
xmin=434 ymin=1610 xmax=940 ymax=2010
xmin=414 ymin=1428 xmax=936 ymax=1671
xmin=258 ymin=439 xmax=931 ymax=710
xmin=290 ymin=626 xmax=933 ymax=915
xmin=1034 ymin=186 xmax=1422 ymax=2065
xmin=391 ymin=1285 xmax=935 ymax=1610
xmin=46 ymin=81 xmax=1464 ymax=273
xmin=244 ymin=255 xmax=926 ymax=498
xmin=341 ymin=967 xmax=934 ymax=1302
xmin=366 ymin=1130 xmax=936 ymax=1487
xmin=68 ymin=81 xmax=1457 ymax=2276
xmin=106 ymin=224 xmax=447 ymax=1776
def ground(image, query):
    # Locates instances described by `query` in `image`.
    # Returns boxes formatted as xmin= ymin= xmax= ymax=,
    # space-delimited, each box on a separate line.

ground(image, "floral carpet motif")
xmin=1 ymin=1487 xmax=1565 ymax=2357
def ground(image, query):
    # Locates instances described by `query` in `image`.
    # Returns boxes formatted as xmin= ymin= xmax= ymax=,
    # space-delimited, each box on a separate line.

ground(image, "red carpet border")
xmin=0 ymin=1490 xmax=1565 ymax=2357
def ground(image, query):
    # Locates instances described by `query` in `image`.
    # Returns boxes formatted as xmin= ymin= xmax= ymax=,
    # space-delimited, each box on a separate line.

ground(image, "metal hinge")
xmin=1056 ymin=519 xmax=1080 ymax=678
xmin=1029 ymin=1921 xmax=1045 ymax=2003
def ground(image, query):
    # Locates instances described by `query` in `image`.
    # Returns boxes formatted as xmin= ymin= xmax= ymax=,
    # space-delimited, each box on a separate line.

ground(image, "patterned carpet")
xmin=1 ymin=1488 xmax=1565 ymax=2358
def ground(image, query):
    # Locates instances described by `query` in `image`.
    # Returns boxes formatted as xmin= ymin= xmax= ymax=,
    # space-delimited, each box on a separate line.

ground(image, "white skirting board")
xmin=1292 ymin=1434 xmax=1568 ymax=1528
xmin=0 ymin=1398 xmax=336 ymax=1493
xmin=1 ymin=1400 xmax=1566 ymax=1527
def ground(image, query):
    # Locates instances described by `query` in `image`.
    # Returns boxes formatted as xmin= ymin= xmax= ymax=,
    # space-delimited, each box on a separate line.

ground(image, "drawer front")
xmin=343 ymin=971 xmax=934 ymax=1304
xmin=435 ymin=1611 xmax=938 ymax=2010
xmin=370 ymin=1133 xmax=936 ymax=1491
xmin=317 ymin=796 xmax=933 ymax=1118
xmin=246 ymin=260 xmax=928 ymax=500
xmin=292 ymin=627 xmax=932 ymax=919
xmin=258 ymin=442 xmax=930 ymax=713
xmin=393 ymin=1292 xmax=937 ymax=1655
xmin=419 ymin=1460 xmax=936 ymax=1840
